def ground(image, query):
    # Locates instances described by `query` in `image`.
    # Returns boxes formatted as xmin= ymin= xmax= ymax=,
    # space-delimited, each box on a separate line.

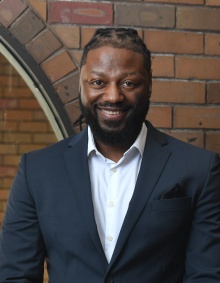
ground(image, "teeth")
xmin=102 ymin=110 xmax=122 ymax=115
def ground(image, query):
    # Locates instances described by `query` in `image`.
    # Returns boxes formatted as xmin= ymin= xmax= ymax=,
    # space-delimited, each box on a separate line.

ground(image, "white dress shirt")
xmin=88 ymin=124 xmax=147 ymax=262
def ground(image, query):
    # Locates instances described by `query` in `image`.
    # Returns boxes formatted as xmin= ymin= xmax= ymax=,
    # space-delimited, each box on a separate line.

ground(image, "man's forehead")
xmin=85 ymin=47 xmax=144 ymax=63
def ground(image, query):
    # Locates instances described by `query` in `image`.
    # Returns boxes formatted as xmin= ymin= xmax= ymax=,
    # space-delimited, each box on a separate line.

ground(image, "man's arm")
xmin=0 ymin=154 xmax=45 ymax=283
xmin=184 ymin=153 xmax=220 ymax=282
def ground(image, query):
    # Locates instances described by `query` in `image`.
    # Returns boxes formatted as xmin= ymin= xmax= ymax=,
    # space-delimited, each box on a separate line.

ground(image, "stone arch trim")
xmin=0 ymin=24 xmax=74 ymax=139
xmin=0 ymin=0 xmax=80 ymax=138
xmin=0 ymin=0 xmax=220 ymax=152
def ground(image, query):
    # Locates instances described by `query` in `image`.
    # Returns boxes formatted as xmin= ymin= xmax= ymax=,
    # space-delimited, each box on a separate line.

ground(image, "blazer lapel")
xmin=63 ymin=129 xmax=107 ymax=264
xmin=108 ymin=123 xmax=171 ymax=268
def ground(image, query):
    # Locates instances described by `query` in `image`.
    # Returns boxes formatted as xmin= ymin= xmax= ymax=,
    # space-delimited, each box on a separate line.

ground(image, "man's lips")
xmin=97 ymin=107 xmax=127 ymax=120
xmin=102 ymin=109 xmax=124 ymax=115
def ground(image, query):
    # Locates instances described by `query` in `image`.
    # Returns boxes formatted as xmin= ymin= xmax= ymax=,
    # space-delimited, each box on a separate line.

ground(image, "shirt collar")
xmin=87 ymin=123 xmax=147 ymax=157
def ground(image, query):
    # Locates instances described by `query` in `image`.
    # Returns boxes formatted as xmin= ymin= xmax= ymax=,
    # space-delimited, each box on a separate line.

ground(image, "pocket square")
xmin=161 ymin=184 xmax=185 ymax=199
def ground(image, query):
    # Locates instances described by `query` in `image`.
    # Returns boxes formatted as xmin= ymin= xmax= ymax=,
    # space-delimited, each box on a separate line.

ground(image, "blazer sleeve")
xmin=0 ymin=154 xmax=45 ymax=283
xmin=184 ymin=153 xmax=220 ymax=282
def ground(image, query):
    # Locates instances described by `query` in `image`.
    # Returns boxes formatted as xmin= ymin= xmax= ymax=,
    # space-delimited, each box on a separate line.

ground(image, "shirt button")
xmin=111 ymin=168 xmax=117 ymax=173
xmin=107 ymin=236 xmax=113 ymax=242
xmin=108 ymin=201 xmax=115 ymax=207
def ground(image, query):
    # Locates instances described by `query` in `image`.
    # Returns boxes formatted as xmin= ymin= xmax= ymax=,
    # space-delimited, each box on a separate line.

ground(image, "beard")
xmin=79 ymin=94 xmax=150 ymax=146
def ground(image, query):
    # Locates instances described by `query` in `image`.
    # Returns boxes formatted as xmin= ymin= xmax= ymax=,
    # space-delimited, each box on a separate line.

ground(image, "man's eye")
xmin=92 ymin=80 xmax=103 ymax=86
xmin=122 ymin=81 xmax=135 ymax=87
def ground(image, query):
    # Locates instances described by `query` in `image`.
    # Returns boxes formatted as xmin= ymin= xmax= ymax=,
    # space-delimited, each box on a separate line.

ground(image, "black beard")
xmin=79 ymin=95 xmax=150 ymax=146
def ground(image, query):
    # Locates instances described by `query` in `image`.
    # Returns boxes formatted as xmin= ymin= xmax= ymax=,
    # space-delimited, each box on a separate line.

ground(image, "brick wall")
xmin=0 ymin=0 xmax=219 ymax=152
xmin=0 ymin=53 xmax=57 ymax=227
xmin=0 ymin=1 xmax=220 ymax=282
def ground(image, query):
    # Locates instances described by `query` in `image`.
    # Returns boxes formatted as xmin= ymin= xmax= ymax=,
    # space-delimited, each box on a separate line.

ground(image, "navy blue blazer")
xmin=1 ymin=121 xmax=220 ymax=283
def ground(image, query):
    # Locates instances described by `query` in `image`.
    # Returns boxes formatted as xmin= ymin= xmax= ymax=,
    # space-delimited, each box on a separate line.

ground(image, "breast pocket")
xmin=152 ymin=197 xmax=192 ymax=211
xmin=150 ymin=197 xmax=192 ymax=235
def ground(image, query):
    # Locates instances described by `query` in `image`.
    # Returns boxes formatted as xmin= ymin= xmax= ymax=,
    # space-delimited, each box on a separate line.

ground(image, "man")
xmin=0 ymin=28 xmax=220 ymax=283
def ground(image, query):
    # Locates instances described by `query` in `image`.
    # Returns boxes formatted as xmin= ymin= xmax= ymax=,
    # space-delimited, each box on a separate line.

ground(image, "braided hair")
xmin=80 ymin=27 xmax=151 ymax=74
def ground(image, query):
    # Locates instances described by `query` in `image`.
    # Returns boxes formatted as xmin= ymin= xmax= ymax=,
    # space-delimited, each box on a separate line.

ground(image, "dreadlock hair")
xmin=80 ymin=27 xmax=151 ymax=75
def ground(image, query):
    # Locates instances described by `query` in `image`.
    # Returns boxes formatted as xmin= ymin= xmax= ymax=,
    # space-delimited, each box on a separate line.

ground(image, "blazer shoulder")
xmin=146 ymin=120 xmax=218 ymax=159
xmin=25 ymin=128 xmax=88 ymax=161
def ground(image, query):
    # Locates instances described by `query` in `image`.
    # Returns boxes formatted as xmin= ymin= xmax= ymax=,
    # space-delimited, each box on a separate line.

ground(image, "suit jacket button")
xmin=105 ymin=276 xmax=114 ymax=283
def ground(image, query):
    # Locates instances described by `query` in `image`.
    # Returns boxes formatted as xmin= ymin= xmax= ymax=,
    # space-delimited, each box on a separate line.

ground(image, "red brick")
xmin=164 ymin=130 xmax=204 ymax=148
xmin=9 ymin=10 xmax=45 ymax=45
xmin=206 ymin=132 xmax=220 ymax=153
xmin=16 ymin=77 xmax=27 ymax=88
xmin=176 ymin=56 xmax=220 ymax=80
xmin=151 ymin=80 xmax=205 ymax=103
xmin=152 ymin=55 xmax=174 ymax=77
xmin=53 ymin=25 xmax=80 ymax=49
xmin=47 ymin=124 xmax=55 ymax=133
xmin=174 ymin=107 xmax=220 ymax=129
xmin=0 ymin=99 xmax=18 ymax=109
xmin=0 ymin=144 xmax=17 ymax=155
xmin=145 ymin=30 xmax=203 ymax=54
xmin=1 ymin=200 xmax=7 ymax=212
xmin=177 ymin=6 xmax=220 ymax=31
xmin=2 ymin=178 xmax=13 ymax=188
xmin=0 ymin=166 xmax=17 ymax=177
xmin=0 ymin=0 xmax=27 ymax=28
xmin=0 ymin=76 xmax=13 ymax=87
xmin=206 ymin=0 xmax=220 ymax=5
xmin=3 ymin=133 xmax=32 ymax=143
xmin=0 ymin=121 xmax=18 ymax=132
xmin=115 ymin=3 xmax=175 ymax=28
xmin=19 ymin=99 xmax=41 ymax=110
xmin=0 ymin=54 xmax=9 ymax=64
xmin=207 ymin=83 xmax=220 ymax=103
xmin=69 ymin=50 xmax=83 ymax=67
xmin=6 ymin=110 xmax=33 ymax=121
xmin=48 ymin=2 xmax=113 ymax=25
xmin=65 ymin=100 xmax=81 ymax=125
xmin=0 ymin=212 xmax=5 ymax=224
xmin=28 ymin=0 xmax=46 ymax=21
xmin=205 ymin=33 xmax=220 ymax=55
xmin=4 ymin=88 xmax=32 ymax=98
xmin=3 ymin=155 xmax=20 ymax=166
xmin=41 ymin=51 xmax=77 ymax=83
xmin=19 ymin=122 xmax=48 ymax=133
xmin=33 ymin=133 xmax=57 ymax=144
xmin=33 ymin=111 xmax=47 ymax=121
xmin=0 ymin=190 xmax=9 ymax=200
xmin=144 ymin=0 xmax=203 ymax=3
xmin=147 ymin=106 xmax=172 ymax=128
xmin=53 ymin=72 xmax=79 ymax=104
xmin=81 ymin=27 xmax=97 ymax=48
xmin=26 ymin=29 xmax=62 ymax=64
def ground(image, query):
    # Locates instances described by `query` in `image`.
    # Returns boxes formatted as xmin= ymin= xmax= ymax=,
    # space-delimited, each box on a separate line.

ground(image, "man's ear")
xmin=148 ymin=70 xmax=152 ymax=98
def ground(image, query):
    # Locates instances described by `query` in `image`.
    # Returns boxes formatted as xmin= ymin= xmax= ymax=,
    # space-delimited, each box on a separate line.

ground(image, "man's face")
xmin=80 ymin=46 xmax=151 ymax=145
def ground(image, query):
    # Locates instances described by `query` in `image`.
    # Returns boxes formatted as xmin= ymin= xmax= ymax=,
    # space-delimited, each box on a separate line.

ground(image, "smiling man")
xmin=79 ymin=44 xmax=151 ymax=161
xmin=0 ymin=28 xmax=220 ymax=283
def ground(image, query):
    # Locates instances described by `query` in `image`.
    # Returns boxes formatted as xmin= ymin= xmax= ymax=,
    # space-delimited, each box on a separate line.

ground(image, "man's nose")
xmin=103 ymin=83 xmax=124 ymax=103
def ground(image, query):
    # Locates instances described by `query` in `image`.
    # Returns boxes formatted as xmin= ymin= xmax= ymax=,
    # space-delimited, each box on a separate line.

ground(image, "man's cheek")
xmin=79 ymin=86 xmax=88 ymax=105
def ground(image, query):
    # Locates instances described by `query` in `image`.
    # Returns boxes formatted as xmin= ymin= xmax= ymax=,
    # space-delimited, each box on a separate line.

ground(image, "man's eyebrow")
xmin=91 ymin=71 xmax=106 ymax=76
xmin=122 ymin=71 xmax=138 ymax=76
